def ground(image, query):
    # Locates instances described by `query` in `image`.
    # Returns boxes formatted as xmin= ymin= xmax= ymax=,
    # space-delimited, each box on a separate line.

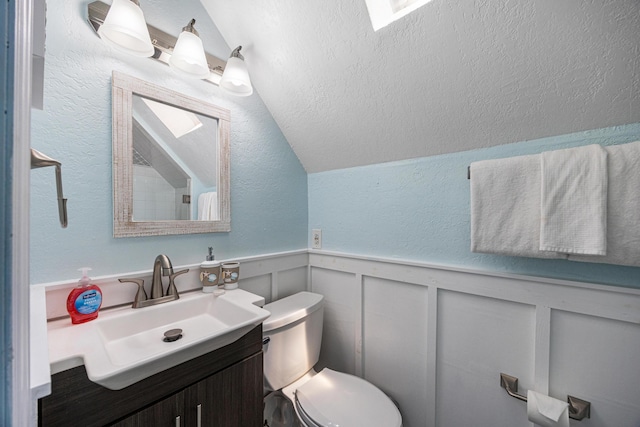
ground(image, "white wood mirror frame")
xmin=112 ymin=71 xmax=230 ymax=237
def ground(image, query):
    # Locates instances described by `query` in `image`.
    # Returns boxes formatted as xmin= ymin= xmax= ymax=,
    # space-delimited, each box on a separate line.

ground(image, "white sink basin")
xmin=47 ymin=289 xmax=270 ymax=390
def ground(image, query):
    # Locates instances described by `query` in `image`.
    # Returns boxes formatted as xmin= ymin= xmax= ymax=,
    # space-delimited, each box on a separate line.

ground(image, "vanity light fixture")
xmin=88 ymin=0 xmax=253 ymax=94
xmin=96 ymin=0 xmax=154 ymax=57
xmin=169 ymin=19 xmax=210 ymax=79
xmin=219 ymin=46 xmax=253 ymax=97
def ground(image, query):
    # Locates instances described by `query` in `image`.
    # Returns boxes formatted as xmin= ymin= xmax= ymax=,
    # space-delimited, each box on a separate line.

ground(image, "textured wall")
xmin=30 ymin=0 xmax=307 ymax=284
xmin=205 ymin=0 xmax=640 ymax=172
xmin=309 ymin=123 xmax=640 ymax=288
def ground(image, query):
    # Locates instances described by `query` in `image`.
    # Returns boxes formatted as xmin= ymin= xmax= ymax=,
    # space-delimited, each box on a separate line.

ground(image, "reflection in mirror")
xmin=132 ymin=95 xmax=218 ymax=221
xmin=112 ymin=71 xmax=230 ymax=237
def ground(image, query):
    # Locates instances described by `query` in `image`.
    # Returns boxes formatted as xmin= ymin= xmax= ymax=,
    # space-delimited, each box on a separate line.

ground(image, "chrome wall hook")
xmin=30 ymin=148 xmax=68 ymax=228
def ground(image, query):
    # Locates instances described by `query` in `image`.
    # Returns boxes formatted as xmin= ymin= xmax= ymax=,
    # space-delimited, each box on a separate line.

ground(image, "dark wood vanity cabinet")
xmin=39 ymin=325 xmax=263 ymax=427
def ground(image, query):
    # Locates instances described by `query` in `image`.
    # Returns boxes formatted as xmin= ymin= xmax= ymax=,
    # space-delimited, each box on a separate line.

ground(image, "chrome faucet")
xmin=151 ymin=254 xmax=174 ymax=299
xmin=119 ymin=254 xmax=189 ymax=308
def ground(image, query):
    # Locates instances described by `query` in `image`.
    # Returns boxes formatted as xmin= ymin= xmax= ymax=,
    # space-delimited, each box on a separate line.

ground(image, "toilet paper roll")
xmin=527 ymin=390 xmax=569 ymax=427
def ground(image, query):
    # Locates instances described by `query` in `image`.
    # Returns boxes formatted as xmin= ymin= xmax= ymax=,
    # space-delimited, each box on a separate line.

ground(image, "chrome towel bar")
xmin=500 ymin=373 xmax=591 ymax=421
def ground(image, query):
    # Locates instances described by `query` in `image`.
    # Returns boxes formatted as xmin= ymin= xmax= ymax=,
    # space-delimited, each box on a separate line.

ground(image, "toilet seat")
xmin=292 ymin=368 xmax=402 ymax=427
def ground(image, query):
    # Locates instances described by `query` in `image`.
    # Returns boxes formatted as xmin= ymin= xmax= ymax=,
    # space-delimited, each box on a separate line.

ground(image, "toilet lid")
xmin=294 ymin=368 xmax=402 ymax=427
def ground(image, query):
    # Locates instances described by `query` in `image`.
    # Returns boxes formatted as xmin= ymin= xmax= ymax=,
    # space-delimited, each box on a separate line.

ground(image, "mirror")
xmin=112 ymin=71 xmax=230 ymax=237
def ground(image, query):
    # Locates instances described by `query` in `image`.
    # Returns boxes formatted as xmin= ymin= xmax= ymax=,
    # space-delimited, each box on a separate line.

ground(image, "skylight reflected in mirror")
xmin=141 ymin=98 xmax=203 ymax=139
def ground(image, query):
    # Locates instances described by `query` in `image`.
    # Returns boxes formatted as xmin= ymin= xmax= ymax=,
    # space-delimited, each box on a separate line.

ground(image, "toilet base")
xmin=264 ymin=390 xmax=303 ymax=427
xmin=264 ymin=370 xmax=318 ymax=427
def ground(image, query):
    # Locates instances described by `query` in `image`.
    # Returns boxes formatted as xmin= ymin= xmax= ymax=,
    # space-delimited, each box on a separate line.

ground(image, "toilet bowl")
xmin=263 ymin=292 xmax=402 ymax=427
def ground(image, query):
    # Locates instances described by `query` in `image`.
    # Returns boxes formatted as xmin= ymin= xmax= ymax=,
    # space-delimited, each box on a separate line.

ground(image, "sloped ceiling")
xmin=202 ymin=0 xmax=640 ymax=173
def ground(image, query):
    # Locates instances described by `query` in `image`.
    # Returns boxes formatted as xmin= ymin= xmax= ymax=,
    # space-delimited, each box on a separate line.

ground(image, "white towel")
xmin=470 ymin=155 xmax=566 ymax=259
xmin=570 ymin=141 xmax=640 ymax=267
xmin=197 ymin=191 xmax=218 ymax=221
xmin=540 ymin=144 xmax=608 ymax=255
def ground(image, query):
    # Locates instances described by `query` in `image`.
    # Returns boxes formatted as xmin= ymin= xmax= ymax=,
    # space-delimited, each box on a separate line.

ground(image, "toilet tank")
xmin=262 ymin=292 xmax=324 ymax=392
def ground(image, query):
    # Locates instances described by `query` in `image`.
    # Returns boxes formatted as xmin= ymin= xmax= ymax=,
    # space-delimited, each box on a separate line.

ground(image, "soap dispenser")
xmin=200 ymin=247 xmax=221 ymax=294
xmin=66 ymin=267 xmax=102 ymax=324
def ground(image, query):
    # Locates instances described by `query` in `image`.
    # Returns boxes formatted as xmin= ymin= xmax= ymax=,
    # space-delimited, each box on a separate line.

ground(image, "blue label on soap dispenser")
xmin=75 ymin=290 xmax=102 ymax=314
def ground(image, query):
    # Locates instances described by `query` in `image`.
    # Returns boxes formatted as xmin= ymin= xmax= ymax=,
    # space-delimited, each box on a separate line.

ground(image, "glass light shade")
xmin=169 ymin=31 xmax=210 ymax=79
xmin=97 ymin=0 xmax=154 ymax=57
xmin=219 ymin=56 xmax=253 ymax=96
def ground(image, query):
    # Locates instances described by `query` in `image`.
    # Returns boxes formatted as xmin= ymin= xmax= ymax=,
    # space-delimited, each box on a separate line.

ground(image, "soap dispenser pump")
xmin=200 ymin=247 xmax=221 ymax=294
xmin=66 ymin=267 xmax=102 ymax=324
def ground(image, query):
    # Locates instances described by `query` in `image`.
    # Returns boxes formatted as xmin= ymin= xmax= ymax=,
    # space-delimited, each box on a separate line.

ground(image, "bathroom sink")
xmin=47 ymin=289 xmax=270 ymax=390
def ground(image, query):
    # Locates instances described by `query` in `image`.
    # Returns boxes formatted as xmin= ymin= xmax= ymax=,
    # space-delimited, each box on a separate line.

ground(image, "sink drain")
xmin=163 ymin=328 xmax=183 ymax=342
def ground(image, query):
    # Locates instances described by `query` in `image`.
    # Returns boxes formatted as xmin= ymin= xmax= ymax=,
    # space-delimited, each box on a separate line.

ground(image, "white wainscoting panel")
xmin=308 ymin=251 xmax=640 ymax=427
xmin=549 ymin=311 xmax=640 ymax=427
xmin=436 ymin=291 xmax=535 ymax=427
xmin=363 ymin=276 xmax=430 ymax=425
xmin=274 ymin=266 xmax=308 ymax=301
xmin=311 ymin=267 xmax=359 ymax=375
xmin=239 ymin=274 xmax=272 ymax=303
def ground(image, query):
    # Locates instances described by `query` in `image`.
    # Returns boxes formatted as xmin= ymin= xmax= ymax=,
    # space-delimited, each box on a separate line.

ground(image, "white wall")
xmin=309 ymin=251 xmax=640 ymax=427
xmin=133 ymin=165 xmax=183 ymax=221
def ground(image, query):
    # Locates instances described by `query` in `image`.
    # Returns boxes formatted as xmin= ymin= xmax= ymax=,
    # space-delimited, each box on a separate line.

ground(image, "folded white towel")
xmin=470 ymin=155 xmax=566 ymax=259
xmin=540 ymin=144 xmax=608 ymax=255
xmin=569 ymin=141 xmax=640 ymax=267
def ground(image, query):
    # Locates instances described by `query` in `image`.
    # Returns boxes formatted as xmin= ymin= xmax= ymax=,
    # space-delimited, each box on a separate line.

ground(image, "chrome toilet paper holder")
xmin=500 ymin=373 xmax=591 ymax=421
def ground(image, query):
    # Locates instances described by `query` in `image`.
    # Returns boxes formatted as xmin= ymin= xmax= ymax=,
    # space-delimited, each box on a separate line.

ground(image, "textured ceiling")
xmin=201 ymin=0 xmax=640 ymax=173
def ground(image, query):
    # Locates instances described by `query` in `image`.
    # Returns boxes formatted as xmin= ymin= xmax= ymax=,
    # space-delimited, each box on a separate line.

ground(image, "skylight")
xmin=364 ymin=0 xmax=433 ymax=31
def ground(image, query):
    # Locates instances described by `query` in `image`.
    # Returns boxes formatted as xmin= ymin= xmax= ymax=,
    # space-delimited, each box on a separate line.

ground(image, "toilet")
xmin=263 ymin=291 xmax=402 ymax=427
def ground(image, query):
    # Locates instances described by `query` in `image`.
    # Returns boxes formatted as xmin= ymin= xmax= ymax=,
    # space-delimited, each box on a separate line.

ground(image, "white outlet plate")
xmin=312 ymin=229 xmax=322 ymax=249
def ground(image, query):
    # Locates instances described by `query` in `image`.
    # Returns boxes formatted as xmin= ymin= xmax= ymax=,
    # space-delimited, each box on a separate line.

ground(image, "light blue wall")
xmin=29 ymin=0 xmax=307 ymax=284
xmin=309 ymin=123 xmax=640 ymax=289
xmin=28 ymin=0 xmax=640 ymax=291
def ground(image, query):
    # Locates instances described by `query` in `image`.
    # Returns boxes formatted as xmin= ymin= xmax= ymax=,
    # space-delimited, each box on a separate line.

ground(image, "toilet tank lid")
xmin=263 ymin=292 xmax=323 ymax=332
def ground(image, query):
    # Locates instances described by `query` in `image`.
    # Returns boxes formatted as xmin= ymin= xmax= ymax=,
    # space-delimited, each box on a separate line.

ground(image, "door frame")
xmin=12 ymin=0 xmax=33 ymax=425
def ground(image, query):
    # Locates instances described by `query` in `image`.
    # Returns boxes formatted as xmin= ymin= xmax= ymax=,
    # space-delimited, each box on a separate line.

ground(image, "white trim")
xmin=354 ymin=273 xmax=364 ymax=377
xmin=309 ymin=249 xmax=640 ymax=297
xmin=533 ymin=306 xmax=551 ymax=394
xmin=13 ymin=0 xmax=34 ymax=425
xmin=425 ymin=285 xmax=438 ymax=427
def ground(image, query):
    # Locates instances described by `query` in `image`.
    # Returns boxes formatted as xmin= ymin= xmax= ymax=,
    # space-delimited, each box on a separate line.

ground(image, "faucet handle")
xmin=118 ymin=278 xmax=148 ymax=307
xmin=166 ymin=269 xmax=189 ymax=297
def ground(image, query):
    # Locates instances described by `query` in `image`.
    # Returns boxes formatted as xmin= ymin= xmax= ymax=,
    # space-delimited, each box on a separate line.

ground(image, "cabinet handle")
xmin=197 ymin=404 xmax=202 ymax=427
xmin=175 ymin=415 xmax=181 ymax=427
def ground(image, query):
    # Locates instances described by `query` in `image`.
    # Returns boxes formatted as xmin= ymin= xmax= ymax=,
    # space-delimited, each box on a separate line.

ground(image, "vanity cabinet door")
xmin=110 ymin=389 xmax=185 ymax=427
xmin=185 ymin=352 xmax=263 ymax=427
